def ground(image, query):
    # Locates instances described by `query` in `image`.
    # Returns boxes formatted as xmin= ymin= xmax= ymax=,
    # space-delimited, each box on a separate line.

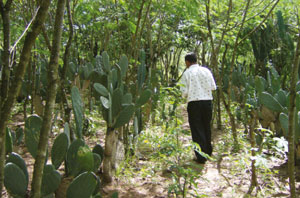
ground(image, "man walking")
xmin=181 ymin=52 xmax=217 ymax=164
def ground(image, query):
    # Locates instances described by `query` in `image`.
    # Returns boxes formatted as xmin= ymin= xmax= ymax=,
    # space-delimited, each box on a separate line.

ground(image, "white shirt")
xmin=180 ymin=64 xmax=217 ymax=102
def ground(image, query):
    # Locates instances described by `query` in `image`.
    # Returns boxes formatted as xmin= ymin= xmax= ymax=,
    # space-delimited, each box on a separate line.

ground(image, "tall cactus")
xmin=71 ymin=86 xmax=84 ymax=139
xmin=92 ymin=51 xmax=151 ymax=183
xmin=24 ymin=115 xmax=43 ymax=159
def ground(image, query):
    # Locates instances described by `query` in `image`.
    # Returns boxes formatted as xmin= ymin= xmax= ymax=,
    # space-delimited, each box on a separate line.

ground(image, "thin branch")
xmin=9 ymin=6 xmax=40 ymax=54
xmin=237 ymin=0 xmax=280 ymax=45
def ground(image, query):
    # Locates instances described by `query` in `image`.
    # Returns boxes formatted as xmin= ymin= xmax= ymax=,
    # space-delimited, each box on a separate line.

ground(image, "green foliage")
xmin=4 ymin=163 xmax=28 ymax=197
xmin=6 ymin=152 xmax=28 ymax=183
xmin=77 ymin=146 xmax=94 ymax=173
xmin=136 ymin=89 xmax=152 ymax=107
xmin=5 ymin=127 xmax=13 ymax=154
xmin=92 ymin=144 xmax=104 ymax=163
xmin=25 ymin=115 xmax=43 ymax=159
xmin=94 ymin=83 xmax=109 ymax=97
xmin=137 ymin=50 xmax=146 ymax=91
xmin=66 ymin=139 xmax=86 ymax=176
xmin=41 ymin=165 xmax=61 ymax=197
xmin=71 ymin=86 xmax=84 ymax=139
xmin=92 ymin=51 xmax=151 ymax=130
xmin=51 ymin=133 xmax=69 ymax=169
xmin=66 ymin=172 xmax=98 ymax=198
xmin=259 ymin=92 xmax=284 ymax=112
xmin=119 ymin=55 xmax=128 ymax=79
xmin=255 ymin=76 xmax=266 ymax=95
xmin=113 ymin=104 xmax=135 ymax=128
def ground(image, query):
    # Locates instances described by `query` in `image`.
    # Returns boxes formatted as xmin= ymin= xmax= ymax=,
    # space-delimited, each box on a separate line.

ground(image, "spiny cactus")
xmin=259 ymin=92 xmax=285 ymax=113
xmin=6 ymin=152 xmax=28 ymax=183
xmin=66 ymin=172 xmax=98 ymax=198
xmin=71 ymin=86 xmax=84 ymax=139
xmin=66 ymin=139 xmax=85 ymax=176
xmin=77 ymin=146 xmax=94 ymax=173
xmin=4 ymin=162 xmax=28 ymax=197
xmin=92 ymin=144 xmax=104 ymax=162
xmin=41 ymin=164 xmax=61 ymax=197
xmin=51 ymin=133 xmax=69 ymax=169
xmin=25 ymin=115 xmax=43 ymax=159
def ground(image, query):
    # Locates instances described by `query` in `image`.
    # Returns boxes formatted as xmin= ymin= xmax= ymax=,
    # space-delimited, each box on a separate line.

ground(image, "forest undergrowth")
xmin=6 ymin=104 xmax=300 ymax=198
xmin=100 ymin=105 xmax=300 ymax=198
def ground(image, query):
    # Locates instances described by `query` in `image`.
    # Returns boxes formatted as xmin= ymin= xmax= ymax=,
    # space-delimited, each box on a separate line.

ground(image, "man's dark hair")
xmin=185 ymin=52 xmax=197 ymax=63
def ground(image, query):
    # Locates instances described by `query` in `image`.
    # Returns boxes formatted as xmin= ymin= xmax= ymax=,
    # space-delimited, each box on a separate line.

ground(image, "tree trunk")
xmin=103 ymin=127 xmax=118 ymax=183
xmin=287 ymin=29 xmax=300 ymax=198
xmin=30 ymin=0 xmax=66 ymax=197
xmin=103 ymin=127 xmax=125 ymax=183
xmin=60 ymin=0 xmax=74 ymax=125
xmin=0 ymin=1 xmax=52 ymax=196
xmin=0 ymin=0 xmax=13 ymax=107
xmin=247 ymin=110 xmax=258 ymax=195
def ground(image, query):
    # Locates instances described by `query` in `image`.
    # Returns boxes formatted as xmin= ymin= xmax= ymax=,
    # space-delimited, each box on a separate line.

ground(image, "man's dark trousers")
xmin=187 ymin=100 xmax=213 ymax=162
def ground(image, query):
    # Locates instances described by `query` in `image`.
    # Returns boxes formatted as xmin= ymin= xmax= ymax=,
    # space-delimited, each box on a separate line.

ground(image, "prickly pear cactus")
xmin=41 ymin=164 xmax=61 ymax=197
xmin=4 ymin=162 xmax=28 ymax=197
xmin=259 ymin=92 xmax=284 ymax=113
xmin=25 ymin=115 xmax=43 ymax=159
xmin=51 ymin=133 xmax=69 ymax=169
xmin=66 ymin=139 xmax=85 ymax=176
xmin=77 ymin=146 xmax=94 ymax=173
xmin=6 ymin=152 xmax=28 ymax=183
xmin=71 ymin=86 xmax=84 ymax=139
xmin=113 ymin=104 xmax=135 ymax=128
xmin=92 ymin=144 xmax=104 ymax=162
xmin=66 ymin=172 xmax=97 ymax=198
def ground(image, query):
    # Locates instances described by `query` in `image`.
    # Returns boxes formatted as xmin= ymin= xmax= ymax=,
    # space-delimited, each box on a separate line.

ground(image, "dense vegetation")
xmin=0 ymin=0 xmax=300 ymax=197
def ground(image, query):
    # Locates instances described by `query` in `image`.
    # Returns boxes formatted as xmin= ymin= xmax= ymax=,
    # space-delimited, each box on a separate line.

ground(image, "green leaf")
xmin=4 ymin=163 xmax=28 ymax=197
xmin=275 ymin=90 xmax=287 ymax=107
xmin=122 ymin=93 xmax=132 ymax=105
xmin=138 ymin=50 xmax=146 ymax=91
xmin=25 ymin=115 xmax=43 ymax=159
xmin=279 ymin=112 xmax=288 ymax=137
xmin=102 ymin=51 xmax=110 ymax=72
xmin=64 ymin=123 xmax=71 ymax=144
xmin=113 ymin=104 xmax=135 ymax=128
xmin=92 ymin=144 xmax=104 ymax=163
xmin=255 ymin=76 xmax=266 ymax=95
xmin=94 ymin=83 xmax=109 ymax=97
xmin=100 ymin=96 xmax=110 ymax=109
xmin=66 ymin=139 xmax=85 ymax=176
xmin=41 ymin=165 xmax=61 ymax=196
xmin=136 ymin=89 xmax=152 ymax=107
xmin=51 ymin=133 xmax=69 ymax=169
xmin=119 ymin=55 xmax=128 ymax=79
xmin=77 ymin=146 xmax=94 ymax=173
xmin=260 ymin=92 xmax=284 ymax=112
xmin=6 ymin=152 xmax=28 ymax=183
xmin=66 ymin=172 xmax=97 ymax=198
xmin=71 ymin=86 xmax=84 ymax=139
xmin=112 ymin=88 xmax=122 ymax=117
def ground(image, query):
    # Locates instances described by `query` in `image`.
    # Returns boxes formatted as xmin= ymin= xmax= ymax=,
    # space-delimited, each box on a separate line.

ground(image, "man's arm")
xmin=180 ymin=73 xmax=188 ymax=97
